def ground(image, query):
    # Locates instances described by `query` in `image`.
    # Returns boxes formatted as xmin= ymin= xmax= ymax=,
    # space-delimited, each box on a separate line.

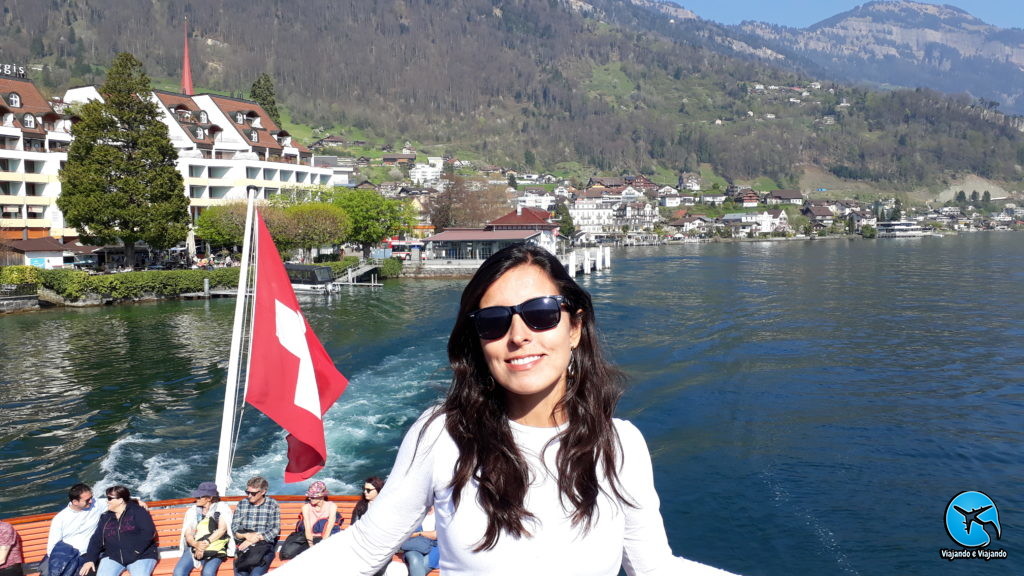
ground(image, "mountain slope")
xmin=736 ymin=0 xmax=1024 ymax=114
xmin=4 ymin=0 xmax=1023 ymax=189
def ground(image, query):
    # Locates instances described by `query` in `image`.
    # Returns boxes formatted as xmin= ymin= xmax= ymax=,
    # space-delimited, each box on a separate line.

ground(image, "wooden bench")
xmin=7 ymin=495 xmax=438 ymax=575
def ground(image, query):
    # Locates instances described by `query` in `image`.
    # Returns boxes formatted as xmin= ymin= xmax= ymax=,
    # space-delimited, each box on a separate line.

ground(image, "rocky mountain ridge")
xmin=729 ymin=1 xmax=1024 ymax=113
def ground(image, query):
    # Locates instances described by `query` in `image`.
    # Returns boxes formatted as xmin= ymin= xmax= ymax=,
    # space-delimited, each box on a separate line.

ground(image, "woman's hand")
xmin=79 ymin=561 xmax=96 ymax=576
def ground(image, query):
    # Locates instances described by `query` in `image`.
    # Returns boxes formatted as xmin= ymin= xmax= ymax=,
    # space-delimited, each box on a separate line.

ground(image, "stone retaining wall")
xmin=0 ymin=295 xmax=39 ymax=313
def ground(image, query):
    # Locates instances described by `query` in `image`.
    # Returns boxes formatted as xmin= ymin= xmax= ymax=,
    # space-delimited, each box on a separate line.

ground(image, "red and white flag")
xmin=245 ymin=210 xmax=348 ymax=482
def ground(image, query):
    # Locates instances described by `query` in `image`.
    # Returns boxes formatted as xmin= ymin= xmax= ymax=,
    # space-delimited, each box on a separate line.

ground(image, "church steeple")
xmin=181 ymin=17 xmax=194 ymax=95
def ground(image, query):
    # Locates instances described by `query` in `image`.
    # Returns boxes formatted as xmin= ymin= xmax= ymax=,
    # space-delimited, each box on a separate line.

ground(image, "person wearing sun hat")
xmin=301 ymin=481 xmax=340 ymax=546
xmin=173 ymin=481 xmax=234 ymax=576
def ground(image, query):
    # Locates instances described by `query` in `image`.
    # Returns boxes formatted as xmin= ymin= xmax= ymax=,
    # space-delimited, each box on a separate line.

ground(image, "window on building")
xmin=235 ymin=112 xmax=244 ymax=124
xmin=196 ymin=128 xmax=205 ymax=139
xmin=8 ymin=93 xmax=20 ymax=108
xmin=23 ymin=114 xmax=35 ymax=129
xmin=250 ymin=130 xmax=259 ymax=142
xmin=199 ymin=111 xmax=208 ymax=123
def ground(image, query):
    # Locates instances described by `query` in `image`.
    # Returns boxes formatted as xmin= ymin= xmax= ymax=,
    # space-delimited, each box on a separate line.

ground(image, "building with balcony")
xmin=0 ymin=76 xmax=74 ymax=240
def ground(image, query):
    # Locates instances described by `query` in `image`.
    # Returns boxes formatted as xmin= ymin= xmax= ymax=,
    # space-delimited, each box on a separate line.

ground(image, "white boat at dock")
xmin=876 ymin=220 xmax=934 ymax=238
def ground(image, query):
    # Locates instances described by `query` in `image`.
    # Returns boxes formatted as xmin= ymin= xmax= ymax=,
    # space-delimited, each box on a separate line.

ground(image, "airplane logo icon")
xmin=946 ymin=492 xmax=1002 ymax=548
xmin=953 ymin=505 xmax=1001 ymax=538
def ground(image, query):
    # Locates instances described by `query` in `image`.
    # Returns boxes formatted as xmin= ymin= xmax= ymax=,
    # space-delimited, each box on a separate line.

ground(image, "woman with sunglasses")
xmin=79 ymin=486 xmax=158 ymax=576
xmin=274 ymin=244 xmax=735 ymax=575
xmin=350 ymin=477 xmax=384 ymax=526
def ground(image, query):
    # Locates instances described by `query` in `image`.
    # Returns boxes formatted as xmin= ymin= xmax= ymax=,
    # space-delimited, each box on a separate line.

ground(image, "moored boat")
xmin=876 ymin=220 xmax=926 ymax=237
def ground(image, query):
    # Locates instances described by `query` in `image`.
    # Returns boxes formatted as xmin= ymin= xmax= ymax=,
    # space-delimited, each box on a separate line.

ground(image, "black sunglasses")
xmin=468 ymin=295 xmax=567 ymax=340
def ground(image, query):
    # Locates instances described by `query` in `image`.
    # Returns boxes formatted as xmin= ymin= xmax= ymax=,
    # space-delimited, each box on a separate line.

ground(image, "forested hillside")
xmin=4 ymin=0 xmax=1023 ymax=188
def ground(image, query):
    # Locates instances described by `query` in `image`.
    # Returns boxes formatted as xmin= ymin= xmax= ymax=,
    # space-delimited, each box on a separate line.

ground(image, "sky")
xmin=670 ymin=0 xmax=1024 ymax=30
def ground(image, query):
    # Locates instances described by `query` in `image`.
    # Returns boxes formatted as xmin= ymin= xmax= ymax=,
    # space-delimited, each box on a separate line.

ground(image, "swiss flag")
xmin=245 ymin=210 xmax=348 ymax=482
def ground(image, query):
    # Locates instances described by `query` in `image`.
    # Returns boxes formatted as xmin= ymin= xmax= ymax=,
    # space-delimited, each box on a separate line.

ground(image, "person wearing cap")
xmin=173 ymin=482 xmax=234 ymax=576
xmin=300 ymin=481 xmax=339 ymax=546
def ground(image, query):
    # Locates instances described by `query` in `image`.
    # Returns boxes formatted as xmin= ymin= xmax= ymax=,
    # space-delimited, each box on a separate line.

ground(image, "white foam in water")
xmin=226 ymin=345 xmax=447 ymax=495
xmin=94 ymin=337 xmax=448 ymax=499
xmin=94 ymin=434 xmax=160 ymax=494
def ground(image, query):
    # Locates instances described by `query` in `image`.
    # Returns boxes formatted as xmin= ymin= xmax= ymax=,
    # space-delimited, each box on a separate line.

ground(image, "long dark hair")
xmin=439 ymin=243 xmax=628 ymax=551
xmin=352 ymin=476 xmax=384 ymax=524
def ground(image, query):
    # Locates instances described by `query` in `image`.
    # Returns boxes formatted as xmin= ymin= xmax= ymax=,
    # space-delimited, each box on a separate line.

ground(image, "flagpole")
xmin=215 ymin=187 xmax=258 ymax=494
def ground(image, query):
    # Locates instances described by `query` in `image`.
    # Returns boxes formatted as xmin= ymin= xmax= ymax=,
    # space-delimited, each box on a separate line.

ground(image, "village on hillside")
xmin=2 ymin=69 xmax=1023 ymax=271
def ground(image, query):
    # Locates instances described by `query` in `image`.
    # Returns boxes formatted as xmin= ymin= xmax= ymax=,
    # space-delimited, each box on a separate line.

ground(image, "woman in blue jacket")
xmin=79 ymin=486 xmax=158 ymax=576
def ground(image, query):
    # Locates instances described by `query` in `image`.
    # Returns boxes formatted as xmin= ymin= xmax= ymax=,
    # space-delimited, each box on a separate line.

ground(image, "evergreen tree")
xmin=58 ymin=53 xmax=189 ymax=267
xmin=553 ymin=202 xmax=575 ymax=238
xmin=250 ymin=73 xmax=281 ymax=127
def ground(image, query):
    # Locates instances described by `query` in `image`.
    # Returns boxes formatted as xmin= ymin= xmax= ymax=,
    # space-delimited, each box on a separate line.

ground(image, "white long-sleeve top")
xmin=273 ymin=410 xmax=736 ymax=576
xmin=45 ymin=501 xmax=104 ymax=555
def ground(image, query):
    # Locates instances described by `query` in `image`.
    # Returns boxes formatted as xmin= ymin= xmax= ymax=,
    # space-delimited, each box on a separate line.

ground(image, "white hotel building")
xmin=1 ymin=74 xmax=334 ymax=243
xmin=0 ymin=76 xmax=74 ymax=240
xmin=64 ymin=86 xmax=335 ymax=226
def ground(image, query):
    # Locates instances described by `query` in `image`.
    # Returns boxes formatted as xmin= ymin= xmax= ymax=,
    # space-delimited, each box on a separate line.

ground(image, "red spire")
xmin=181 ymin=17 xmax=194 ymax=95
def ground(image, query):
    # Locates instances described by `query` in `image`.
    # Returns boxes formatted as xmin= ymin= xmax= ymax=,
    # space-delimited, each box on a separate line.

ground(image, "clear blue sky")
xmin=671 ymin=0 xmax=1024 ymax=30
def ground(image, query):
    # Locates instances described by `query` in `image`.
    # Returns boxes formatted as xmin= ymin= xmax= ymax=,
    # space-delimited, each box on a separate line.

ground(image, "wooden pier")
xmin=562 ymin=246 xmax=612 ymax=277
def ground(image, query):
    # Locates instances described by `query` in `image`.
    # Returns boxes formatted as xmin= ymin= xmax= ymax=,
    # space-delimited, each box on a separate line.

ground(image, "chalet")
xmin=381 ymin=153 xmax=417 ymax=166
xmin=624 ymin=174 xmax=659 ymax=194
xmin=849 ymin=210 xmax=877 ymax=232
xmin=587 ymin=176 xmax=626 ymax=189
xmin=766 ymin=189 xmax=804 ymax=206
xmin=376 ymin=181 xmax=402 ymax=196
xmin=734 ymin=190 xmax=761 ymax=208
xmin=700 ymin=193 xmax=728 ymax=206
xmin=424 ymin=207 xmax=559 ymax=259
xmin=766 ymin=209 xmax=791 ymax=234
xmin=667 ymin=215 xmax=713 ymax=236
xmin=677 ymin=172 xmax=702 ymax=192
xmin=309 ymin=135 xmax=348 ymax=150
xmin=658 ymin=191 xmax=681 ymax=208
xmin=803 ymin=205 xmax=835 ymax=227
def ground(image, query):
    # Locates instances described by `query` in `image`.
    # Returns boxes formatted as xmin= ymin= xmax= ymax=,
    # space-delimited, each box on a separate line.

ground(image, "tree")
xmin=524 ymin=149 xmax=536 ymax=169
xmin=250 ymin=73 xmax=281 ymax=127
xmin=330 ymin=189 xmax=416 ymax=257
xmin=891 ymin=198 xmax=903 ymax=221
xmin=58 ymin=52 xmax=189 ymax=267
xmin=285 ymin=203 xmax=349 ymax=262
xmin=195 ymin=202 xmax=248 ymax=248
xmin=553 ymin=202 xmax=575 ymax=238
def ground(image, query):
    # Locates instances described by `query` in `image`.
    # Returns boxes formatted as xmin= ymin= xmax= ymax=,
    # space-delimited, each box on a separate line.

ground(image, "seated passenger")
xmin=80 ymin=485 xmax=158 ymax=576
xmin=301 ymin=481 xmax=340 ymax=545
xmin=173 ymin=482 xmax=233 ymax=576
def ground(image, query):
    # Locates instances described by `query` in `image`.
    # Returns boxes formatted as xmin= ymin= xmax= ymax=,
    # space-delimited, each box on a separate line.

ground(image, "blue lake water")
xmin=1 ymin=233 xmax=1022 ymax=575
